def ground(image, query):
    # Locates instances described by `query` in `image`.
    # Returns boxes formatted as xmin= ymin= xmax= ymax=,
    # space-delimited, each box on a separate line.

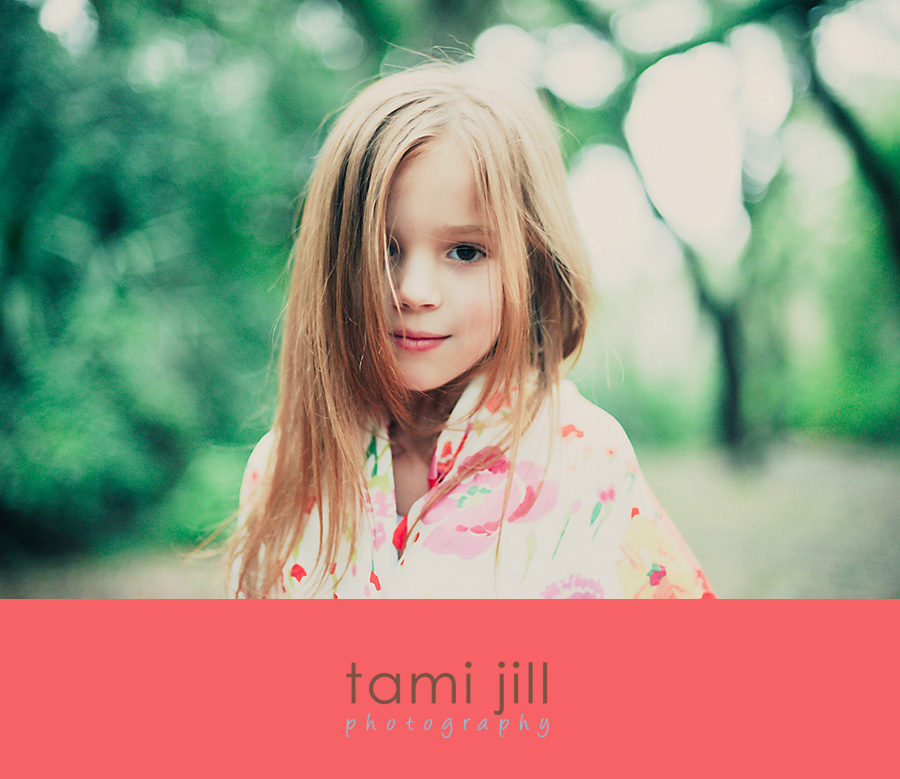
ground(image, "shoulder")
xmin=555 ymin=379 xmax=635 ymax=455
xmin=553 ymin=381 xmax=715 ymax=599
xmin=239 ymin=431 xmax=276 ymax=517
xmin=249 ymin=430 xmax=276 ymax=464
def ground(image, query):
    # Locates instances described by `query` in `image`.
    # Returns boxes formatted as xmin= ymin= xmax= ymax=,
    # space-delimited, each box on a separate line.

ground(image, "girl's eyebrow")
xmin=435 ymin=224 xmax=492 ymax=237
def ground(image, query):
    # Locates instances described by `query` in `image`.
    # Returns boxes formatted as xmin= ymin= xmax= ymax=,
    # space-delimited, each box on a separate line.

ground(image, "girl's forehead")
xmin=387 ymin=139 xmax=488 ymax=225
xmin=392 ymin=136 xmax=490 ymax=201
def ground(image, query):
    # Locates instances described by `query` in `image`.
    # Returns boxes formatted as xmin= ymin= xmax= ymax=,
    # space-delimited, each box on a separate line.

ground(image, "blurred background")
xmin=1 ymin=0 xmax=898 ymax=598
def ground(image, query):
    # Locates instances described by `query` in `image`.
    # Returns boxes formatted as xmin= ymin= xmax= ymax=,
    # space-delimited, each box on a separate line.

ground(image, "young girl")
xmin=230 ymin=62 xmax=715 ymax=599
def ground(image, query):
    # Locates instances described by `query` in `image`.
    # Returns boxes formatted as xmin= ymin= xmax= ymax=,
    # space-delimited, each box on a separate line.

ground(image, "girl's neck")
xmin=389 ymin=386 xmax=459 ymax=458
xmin=397 ymin=375 xmax=469 ymax=434
xmin=389 ymin=381 xmax=468 ymax=517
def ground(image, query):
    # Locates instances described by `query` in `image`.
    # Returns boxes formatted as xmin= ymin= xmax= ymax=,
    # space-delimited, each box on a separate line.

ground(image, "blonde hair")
xmin=230 ymin=62 xmax=593 ymax=597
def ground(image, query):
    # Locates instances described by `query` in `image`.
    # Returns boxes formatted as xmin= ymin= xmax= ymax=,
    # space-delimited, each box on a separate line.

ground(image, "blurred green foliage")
xmin=2 ymin=0 xmax=899 ymax=560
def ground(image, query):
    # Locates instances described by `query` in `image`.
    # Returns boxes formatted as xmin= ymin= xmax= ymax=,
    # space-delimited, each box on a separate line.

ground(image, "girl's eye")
xmin=448 ymin=244 xmax=484 ymax=263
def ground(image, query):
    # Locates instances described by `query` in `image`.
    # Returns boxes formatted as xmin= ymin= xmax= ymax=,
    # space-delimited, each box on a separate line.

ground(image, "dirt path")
xmin=642 ymin=440 xmax=900 ymax=598
xmin=2 ymin=441 xmax=898 ymax=598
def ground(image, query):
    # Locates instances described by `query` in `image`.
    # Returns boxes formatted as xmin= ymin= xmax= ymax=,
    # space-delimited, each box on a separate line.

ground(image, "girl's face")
xmin=384 ymin=139 xmax=502 ymax=393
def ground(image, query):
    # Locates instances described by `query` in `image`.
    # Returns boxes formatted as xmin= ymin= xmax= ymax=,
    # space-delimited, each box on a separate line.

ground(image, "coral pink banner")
xmin=2 ymin=601 xmax=894 ymax=776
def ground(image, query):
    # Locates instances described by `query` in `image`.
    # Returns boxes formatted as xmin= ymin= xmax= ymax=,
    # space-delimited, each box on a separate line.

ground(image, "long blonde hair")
xmin=230 ymin=63 xmax=593 ymax=597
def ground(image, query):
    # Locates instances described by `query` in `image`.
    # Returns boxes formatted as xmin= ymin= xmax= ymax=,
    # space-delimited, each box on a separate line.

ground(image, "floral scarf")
xmin=237 ymin=376 xmax=715 ymax=599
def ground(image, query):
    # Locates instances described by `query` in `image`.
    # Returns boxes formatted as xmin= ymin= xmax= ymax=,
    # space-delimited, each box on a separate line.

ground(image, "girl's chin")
xmin=400 ymin=373 xmax=460 ymax=395
xmin=401 ymin=379 xmax=452 ymax=394
xmin=396 ymin=356 xmax=490 ymax=400
xmin=400 ymin=373 xmax=478 ymax=404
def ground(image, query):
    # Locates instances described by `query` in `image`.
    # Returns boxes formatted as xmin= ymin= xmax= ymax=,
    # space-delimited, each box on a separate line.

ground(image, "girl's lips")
xmin=391 ymin=331 xmax=450 ymax=353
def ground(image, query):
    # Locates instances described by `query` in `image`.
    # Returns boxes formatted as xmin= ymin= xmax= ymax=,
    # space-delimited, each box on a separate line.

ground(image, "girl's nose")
xmin=393 ymin=254 xmax=441 ymax=310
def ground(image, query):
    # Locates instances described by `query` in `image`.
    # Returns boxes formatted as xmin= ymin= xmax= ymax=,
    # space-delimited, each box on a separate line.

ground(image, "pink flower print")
xmin=438 ymin=440 xmax=454 ymax=462
xmin=508 ymin=462 xmax=558 ymax=525
xmin=508 ymin=485 xmax=539 ymax=522
xmin=540 ymin=574 xmax=604 ymax=599
xmin=485 ymin=390 xmax=512 ymax=414
xmin=598 ymin=484 xmax=616 ymax=502
xmin=423 ymin=472 xmax=511 ymax=559
xmin=290 ymin=564 xmax=307 ymax=583
xmin=561 ymin=424 xmax=584 ymax=439
xmin=393 ymin=516 xmax=408 ymax=553
xmin=458 ymin=445 xmax=508 ymax=476
xmin=369 ymin=570 xmax=381 ymax=591
xmin=697 ymin=570 xmax=717 ymax=599
xmin=617 ymin=515 xmax=712 ymax=599
xmin=369 ymin=489 xmax=393 ymax=520
xmin=541 ymin=582 xmax=562 ymax=598
xmin=647 ymin=563 xmax=666 ymax=587
xmin=422 ymin=460 xmax=558 ymax=559
xmin=430 ymin=429 xmax=470 ymax=486
xmin=373 ymin=522 xmax=386 ymax=551
xmin=432 ymin=440 xmax=456 ymax=485
xmin=457 ymin=518 xmax=501 ymax=536
xmin=456 ymin=485 xmax=492 ymax=511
